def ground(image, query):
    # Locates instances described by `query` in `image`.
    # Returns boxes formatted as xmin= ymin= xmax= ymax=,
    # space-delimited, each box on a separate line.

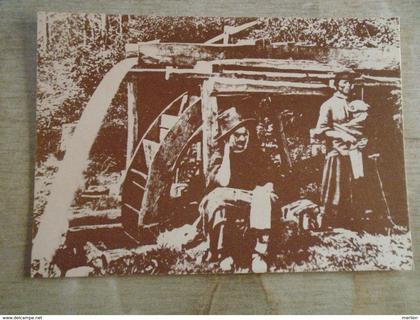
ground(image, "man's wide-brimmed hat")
xmin=215 ymin=107 xmax=256 ymax=142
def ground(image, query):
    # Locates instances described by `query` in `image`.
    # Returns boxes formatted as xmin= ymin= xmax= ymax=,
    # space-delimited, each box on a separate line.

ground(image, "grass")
xmin=98 ymin=227 xmax=413 ymax=275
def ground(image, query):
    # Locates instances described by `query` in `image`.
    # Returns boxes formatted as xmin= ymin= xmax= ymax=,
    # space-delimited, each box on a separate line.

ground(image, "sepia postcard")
xmin=31 ymin=13 xmax=413 ymax=277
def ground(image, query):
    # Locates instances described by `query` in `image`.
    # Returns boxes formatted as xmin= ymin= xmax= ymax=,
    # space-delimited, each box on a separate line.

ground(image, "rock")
xmin=220 ymin=256 xmax=234 ymax=272
xmin=65 ymin=266 xmax=94 ymax=277
xmin=281 ymin=199 xmax=322 ymax=231
xmin=251 ymin=254 xmax=268 ymax=273
xmin=156 ymin=217 xmax=201 ymax=250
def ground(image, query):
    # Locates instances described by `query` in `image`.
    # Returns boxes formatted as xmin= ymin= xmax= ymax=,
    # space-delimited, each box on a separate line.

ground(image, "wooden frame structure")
xmin=121 ymin=23 xmax=402 ymax=244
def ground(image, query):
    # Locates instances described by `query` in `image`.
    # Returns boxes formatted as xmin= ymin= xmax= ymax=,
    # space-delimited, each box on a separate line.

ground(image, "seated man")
xmin=199 ymin=106 xmax=283 ymax=272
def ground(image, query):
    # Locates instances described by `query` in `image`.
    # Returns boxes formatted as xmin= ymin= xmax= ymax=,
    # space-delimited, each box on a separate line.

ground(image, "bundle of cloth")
xmin=333 ymin=100 xmax=370 ymax=179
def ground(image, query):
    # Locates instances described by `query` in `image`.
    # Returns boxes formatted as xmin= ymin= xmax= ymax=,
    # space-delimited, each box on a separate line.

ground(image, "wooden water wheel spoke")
xmin=122 ymin=90 xmax=203 ymax=241
xmin=130 ymin=168 xmax=147 ymax=180
xmin=131 ymin=180 xmax=145 ymax=190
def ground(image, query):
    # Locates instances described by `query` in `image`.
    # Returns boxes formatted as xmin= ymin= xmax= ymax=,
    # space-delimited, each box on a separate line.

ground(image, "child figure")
xmin=333 ymin=100 xmax=370 ymax=179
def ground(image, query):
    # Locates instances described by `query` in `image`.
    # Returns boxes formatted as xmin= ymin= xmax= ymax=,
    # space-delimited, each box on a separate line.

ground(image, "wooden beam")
xmin=270 ymin=43 xmax=400 ymax=72
xmin=204 ymin=33 xmax=225 ymax=45
xmin=68 ymin=223 xmax=122 ymax=232
xmin=230 ymin=20 xmax=261 ymax=34
xmin=127 ymin=42 xmax=264 ymax=66
xmin=355 ymin=74 xmax=401 ymax=87
xmin=125 ymin=40 xmax=161 ymax=57
xmin=205 ymin=20 xmax=260 ymax=44
xmin=163 ymin=66 xmax=335 ymax=82
xmin=130 ymin=66 xmax=400 ymax=88
xmin=128 ymin=68 xmax=166 ymax=73
xmin=220 ymin=69 xmax=334 ymax=81
xmin=211 ymin=77 xmax=330 ymax=96
xmin=207 ymin=58 xmax=347 ymax=73
xmin=223 ymin=27 xmax=230 ymax=44
xmin=125 ymin=43 xmax=138 ymax=59
xmin=125 ymin=41 xmax=400 ymax=71
xmin=201 ymin=80 xmax=219 ymax=184
xmin=126 ymin=80 xmax=138 ymax=170
xmin=69 ymin=209 xmax=120 ymax=228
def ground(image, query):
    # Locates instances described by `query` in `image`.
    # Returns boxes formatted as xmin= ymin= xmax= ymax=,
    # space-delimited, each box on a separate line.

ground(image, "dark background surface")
xmin=0 ymin=0 xmax=419 ymax=314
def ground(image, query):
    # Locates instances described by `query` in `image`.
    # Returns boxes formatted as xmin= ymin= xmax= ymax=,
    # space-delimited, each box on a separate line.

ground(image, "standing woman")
xmin=314 ymin=72 xmax=367 ymax=229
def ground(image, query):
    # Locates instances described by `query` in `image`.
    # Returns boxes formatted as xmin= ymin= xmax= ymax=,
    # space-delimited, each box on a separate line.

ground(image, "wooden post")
xmin=201 ymin=79 xmax=219 ymax=185
xmin=127 ymin=78 xmax=138 ymax=170
xmin=37 ymin=12 xmax=49 ymax=53
xmin=278 ymin=116 xmax=293 ymax=169
xmin=101 ymin=13 xmax=108 ymax=48
xmin=223 ymin=26 xmax=232 ymax=44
